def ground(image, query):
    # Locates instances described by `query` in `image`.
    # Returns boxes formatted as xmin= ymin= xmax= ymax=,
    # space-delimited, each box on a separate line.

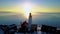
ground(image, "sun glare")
xmin=23 ymin=3 xmax=32 ymax=19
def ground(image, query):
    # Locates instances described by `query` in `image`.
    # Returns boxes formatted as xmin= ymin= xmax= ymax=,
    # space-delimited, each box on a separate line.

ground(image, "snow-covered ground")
xmin=15 ymin=31 xmax=47 ymax=34
xmin=0 ymin=29 xmax=4 ymax=34
xmin=0 ymin=29 xmax=49 ymax=34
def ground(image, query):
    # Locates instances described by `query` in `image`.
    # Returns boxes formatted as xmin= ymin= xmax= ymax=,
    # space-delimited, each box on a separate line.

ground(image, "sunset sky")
xmin=0 ymin=0 xmax=60 ymax=18
xmin=0 ymin=0 xmax=60 ymax=12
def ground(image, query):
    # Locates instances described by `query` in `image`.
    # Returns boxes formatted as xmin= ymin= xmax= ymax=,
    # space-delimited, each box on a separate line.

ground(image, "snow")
xmin=0 ymin=29 xmax=4 ymax=34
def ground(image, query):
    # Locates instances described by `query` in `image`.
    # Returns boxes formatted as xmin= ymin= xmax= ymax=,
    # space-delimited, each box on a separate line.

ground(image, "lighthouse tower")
xmin=28 ymin=13 xmax=32 ymax=31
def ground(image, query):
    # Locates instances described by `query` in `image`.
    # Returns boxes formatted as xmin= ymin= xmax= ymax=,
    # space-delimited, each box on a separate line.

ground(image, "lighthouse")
xmin=28 ymin=13 xmax=32 ymax=31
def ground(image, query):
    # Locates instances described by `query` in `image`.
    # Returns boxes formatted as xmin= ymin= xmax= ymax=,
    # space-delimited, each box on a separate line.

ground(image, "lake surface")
xmin=0 ymin=12 xmax=60 ymax=27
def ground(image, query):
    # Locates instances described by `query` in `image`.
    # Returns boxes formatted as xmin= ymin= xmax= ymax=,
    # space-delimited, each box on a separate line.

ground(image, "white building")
xmin=28 ymin=13 xmax=32 ymax=31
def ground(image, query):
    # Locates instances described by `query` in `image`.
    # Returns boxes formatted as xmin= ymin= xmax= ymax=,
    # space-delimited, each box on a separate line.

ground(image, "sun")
xmin=23 ymin=3 xmax=32 ymax=19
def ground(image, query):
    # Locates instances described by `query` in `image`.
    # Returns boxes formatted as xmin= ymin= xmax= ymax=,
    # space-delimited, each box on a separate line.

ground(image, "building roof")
xmin=21 ymin=21 xmax=28 ymax=28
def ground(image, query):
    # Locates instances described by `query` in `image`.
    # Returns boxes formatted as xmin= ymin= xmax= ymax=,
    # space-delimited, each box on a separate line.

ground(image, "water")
xmin=0 ymin=12 xmax=60 ymax=34
xmin=0 ymin=13 xmax=25 ymax=25
xmin=0 ymin=13 xmax=60 ymax=27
